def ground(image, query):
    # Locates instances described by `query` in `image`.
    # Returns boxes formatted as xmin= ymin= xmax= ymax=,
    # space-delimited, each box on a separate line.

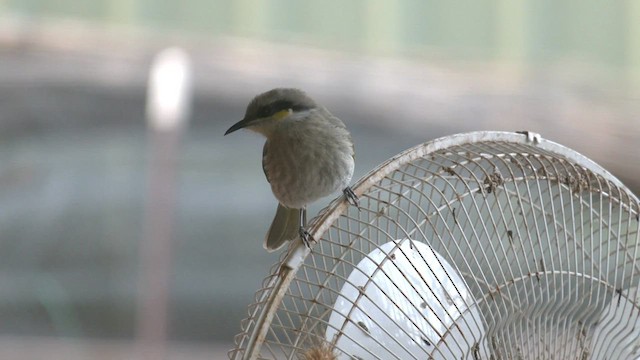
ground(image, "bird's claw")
xmin=343 ymin=186 xmax=360 ymax=209
xmin=299 ymin=227 xmax=314 ymax=249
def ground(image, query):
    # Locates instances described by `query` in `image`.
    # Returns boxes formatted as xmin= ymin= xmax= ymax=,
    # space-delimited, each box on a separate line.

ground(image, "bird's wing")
xmin=347 ymin=129 xmax=355 ymax=160
xmin=325 ymin=111 xmax=355 ymax=160
xmin=262 ymin=142 xmax=271 ymax=184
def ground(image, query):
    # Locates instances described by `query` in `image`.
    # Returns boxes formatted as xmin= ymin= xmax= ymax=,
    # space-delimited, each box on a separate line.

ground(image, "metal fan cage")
xmin=229 ymin=131 xmax=640 ymax=360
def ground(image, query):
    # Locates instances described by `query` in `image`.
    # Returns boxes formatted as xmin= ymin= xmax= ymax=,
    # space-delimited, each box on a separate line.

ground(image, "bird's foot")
xmin=299 ymin=226 xmax=315 ymax=249
xmin=343 ymin=186 xmax=360 ymax=209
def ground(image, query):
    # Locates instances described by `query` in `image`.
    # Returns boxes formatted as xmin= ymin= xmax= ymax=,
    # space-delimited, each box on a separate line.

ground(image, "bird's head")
xmin=225 ymin=88 xmax=317 ymax=137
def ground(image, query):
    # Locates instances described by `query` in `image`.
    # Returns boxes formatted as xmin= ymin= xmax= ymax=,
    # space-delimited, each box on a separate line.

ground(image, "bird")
xmin=225 ymin=88 xmax=358 ymax=252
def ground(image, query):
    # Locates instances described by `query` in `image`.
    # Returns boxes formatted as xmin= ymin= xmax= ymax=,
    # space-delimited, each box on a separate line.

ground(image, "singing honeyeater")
xmin=225 ymin=88 xmax=358 ymax=251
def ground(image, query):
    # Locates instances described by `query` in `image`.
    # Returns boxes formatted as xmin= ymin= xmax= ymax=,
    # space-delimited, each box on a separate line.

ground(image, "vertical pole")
xmin=628 ymin=0 xmax=640 ymax=96
xmin=363 ymin=0 xmax=399 ymax=55
xmin=137 ymin=47 xmax=192 ymax=360
xmin=232 ymin=0 xmax=268 ymax=38
xmin=496 ymin=0 xmax=527 ymax=65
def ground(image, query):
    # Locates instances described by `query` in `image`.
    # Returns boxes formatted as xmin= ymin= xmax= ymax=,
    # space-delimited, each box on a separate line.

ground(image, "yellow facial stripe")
xmin=273 ymin=109 xmax=291 ymax=121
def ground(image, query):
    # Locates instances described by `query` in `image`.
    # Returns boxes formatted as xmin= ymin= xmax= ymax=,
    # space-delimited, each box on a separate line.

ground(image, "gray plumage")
xmin=225 ymin=88 xmax=356 ymax=251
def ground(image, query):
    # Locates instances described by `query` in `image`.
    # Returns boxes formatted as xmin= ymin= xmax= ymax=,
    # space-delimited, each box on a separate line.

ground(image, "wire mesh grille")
xmin=229 ymin=132 xmax=640 ymax=360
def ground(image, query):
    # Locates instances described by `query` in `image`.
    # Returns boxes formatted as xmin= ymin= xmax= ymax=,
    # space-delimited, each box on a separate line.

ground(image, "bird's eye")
xmin=257 ymin=106 xmax=272 ymax=118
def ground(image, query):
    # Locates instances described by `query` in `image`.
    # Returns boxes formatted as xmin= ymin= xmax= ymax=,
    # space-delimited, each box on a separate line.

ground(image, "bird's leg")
xmin=343 ymin=186 xmax=360 ymax=209
xmin=299 ymin=207 xmax=314 ymax=248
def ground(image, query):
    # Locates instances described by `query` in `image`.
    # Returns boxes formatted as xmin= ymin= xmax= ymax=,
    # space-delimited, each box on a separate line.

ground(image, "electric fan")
xmin=228 ymin=131 xmax=640 ymax=360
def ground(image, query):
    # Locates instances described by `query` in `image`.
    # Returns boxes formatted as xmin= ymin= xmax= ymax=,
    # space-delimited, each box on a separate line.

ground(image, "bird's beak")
xmin=224 ymin=117 xmax=252 ymax=135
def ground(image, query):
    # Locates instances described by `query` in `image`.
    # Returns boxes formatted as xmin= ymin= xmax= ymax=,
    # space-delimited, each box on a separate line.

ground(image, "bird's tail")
xmin=264 ymin=204 xmax=300 ymax=252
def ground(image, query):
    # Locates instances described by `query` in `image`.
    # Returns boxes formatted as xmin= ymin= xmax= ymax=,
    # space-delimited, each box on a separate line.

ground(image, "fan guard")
xmin=228 ymin=131 xmax=640 ymax=360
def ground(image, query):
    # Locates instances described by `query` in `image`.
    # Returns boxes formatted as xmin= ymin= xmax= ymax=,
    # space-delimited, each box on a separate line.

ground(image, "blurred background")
xmin=0 ymin=0 xmax=639 ymax=359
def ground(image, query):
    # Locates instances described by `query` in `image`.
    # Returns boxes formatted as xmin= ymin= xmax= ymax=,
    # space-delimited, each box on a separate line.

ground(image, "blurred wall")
xmin=3 ymin=0 xmax=639 ymax=81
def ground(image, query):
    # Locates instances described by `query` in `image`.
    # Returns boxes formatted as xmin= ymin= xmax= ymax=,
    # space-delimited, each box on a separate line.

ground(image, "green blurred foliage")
xmin=3 ymin=0 xmax=637 ymax=71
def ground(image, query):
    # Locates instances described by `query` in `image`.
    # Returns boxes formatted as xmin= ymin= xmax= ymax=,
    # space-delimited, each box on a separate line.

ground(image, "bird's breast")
xmin=263 ymin=117 xmax=354 ymax=209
